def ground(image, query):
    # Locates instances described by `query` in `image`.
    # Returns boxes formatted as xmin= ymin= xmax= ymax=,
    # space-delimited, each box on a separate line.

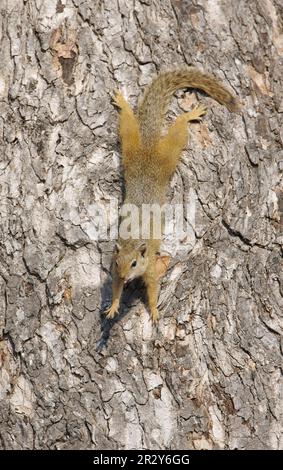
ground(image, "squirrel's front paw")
xmin=105 ymin=302 xmax=119 ymax=319
xmin=151 ymin=308 xmax=159 ymax=324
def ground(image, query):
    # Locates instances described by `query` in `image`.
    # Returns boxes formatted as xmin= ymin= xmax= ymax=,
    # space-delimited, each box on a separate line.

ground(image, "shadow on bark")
xmin=97 ymin=275 xmax=146 ymax=350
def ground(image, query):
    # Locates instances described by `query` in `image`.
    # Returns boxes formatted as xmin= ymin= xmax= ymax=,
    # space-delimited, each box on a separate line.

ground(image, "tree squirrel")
xmin=105 ymin=68 xmax=240 ymax=322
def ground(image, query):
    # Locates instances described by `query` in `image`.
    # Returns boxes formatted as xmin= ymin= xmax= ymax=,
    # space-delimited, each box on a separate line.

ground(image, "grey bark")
xmin=0 ymin=0 xmax=282 ymax=450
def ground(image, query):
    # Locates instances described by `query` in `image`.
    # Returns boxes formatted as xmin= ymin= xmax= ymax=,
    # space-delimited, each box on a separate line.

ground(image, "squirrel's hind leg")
xmin=186 ymin=103 xmax=207 ymax=122
xmin=157 ymin=104 xmax=206 ymax=177
xmin=113 ymin=91 xmax=141 ymax=164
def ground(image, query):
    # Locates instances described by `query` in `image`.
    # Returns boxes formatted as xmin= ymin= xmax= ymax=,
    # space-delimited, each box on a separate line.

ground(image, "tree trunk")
xmin=0 ymin=0 xmax=282 ymax=450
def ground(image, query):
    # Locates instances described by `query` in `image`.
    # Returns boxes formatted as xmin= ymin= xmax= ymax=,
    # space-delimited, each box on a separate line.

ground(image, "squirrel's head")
xmin=115 ymin=241 xmax=148 ymax=282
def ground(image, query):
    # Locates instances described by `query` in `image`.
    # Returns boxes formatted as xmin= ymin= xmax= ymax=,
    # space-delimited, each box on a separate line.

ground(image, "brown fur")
xmin=105 ymin=68 xmax=240 ymax=322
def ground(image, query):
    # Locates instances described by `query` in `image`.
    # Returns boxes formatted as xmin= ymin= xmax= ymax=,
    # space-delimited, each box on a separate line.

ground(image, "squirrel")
xmin=105 ymin=67 xmax=240 ymax=322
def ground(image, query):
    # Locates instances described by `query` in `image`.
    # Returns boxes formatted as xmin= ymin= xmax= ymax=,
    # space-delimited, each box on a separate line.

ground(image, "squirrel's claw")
xmin=196 ymin=103 xmax=207 ymax=117
xmin=151 ymin=308 xmax=159 ymax=325
xmin=188 ymin=103 xmax=207 ymax=121
xmin=112 ymin=91 xmax=126 ymax=109
xmin=105 ymin=303 xmax=119 ymax=319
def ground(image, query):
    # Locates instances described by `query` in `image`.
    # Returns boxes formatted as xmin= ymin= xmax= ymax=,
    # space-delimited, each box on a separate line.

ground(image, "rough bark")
xmin=0 ymin=0 xmax=282 ymax=450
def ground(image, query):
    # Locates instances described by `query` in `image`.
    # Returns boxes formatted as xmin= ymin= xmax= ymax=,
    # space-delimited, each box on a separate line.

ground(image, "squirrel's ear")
xmin=155 ymin=252 xmax=171 ymax=279
xmin=139 ymin=243 xmax=147 ymax=257
xmin=116 ymin=242 xmax=122 ymax=252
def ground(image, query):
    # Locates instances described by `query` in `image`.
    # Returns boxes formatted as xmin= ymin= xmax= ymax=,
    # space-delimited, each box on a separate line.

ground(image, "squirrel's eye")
xmin=131 ymin=260 xmax=137 ymax=268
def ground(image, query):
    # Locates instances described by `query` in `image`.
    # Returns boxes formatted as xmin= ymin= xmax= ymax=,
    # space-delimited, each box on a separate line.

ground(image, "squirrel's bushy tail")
xmin=137 ymin=68 xmax=240 ymax=144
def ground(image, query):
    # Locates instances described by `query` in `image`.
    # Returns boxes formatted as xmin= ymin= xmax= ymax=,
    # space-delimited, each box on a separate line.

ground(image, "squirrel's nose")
xmin=117 ymin=267 xmax=126 ymax=281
